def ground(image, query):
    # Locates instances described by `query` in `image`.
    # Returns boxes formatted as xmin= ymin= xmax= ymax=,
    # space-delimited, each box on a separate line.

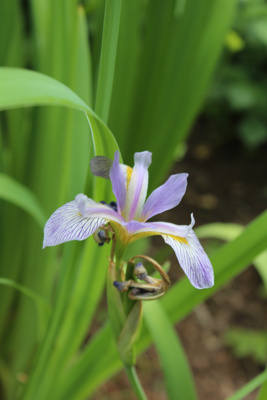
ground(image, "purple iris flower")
xmin=43 ymin=151 xmax=214 ymax=289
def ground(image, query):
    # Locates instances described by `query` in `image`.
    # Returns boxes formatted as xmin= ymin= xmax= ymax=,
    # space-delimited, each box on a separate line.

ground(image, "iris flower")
xmin=43 ymin=151 xmax=214 ymax=289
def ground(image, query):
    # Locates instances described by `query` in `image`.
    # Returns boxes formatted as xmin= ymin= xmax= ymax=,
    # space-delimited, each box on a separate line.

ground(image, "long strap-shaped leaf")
xmin=144 ymin=301 xmax=197 ymax=400
xmin=225 ymin=368 xmax=267 ymax=400
xmin=0 ymin=67 xmax=119 ymax=159
xmin=0 ymin=173 xmax=46 ymax=228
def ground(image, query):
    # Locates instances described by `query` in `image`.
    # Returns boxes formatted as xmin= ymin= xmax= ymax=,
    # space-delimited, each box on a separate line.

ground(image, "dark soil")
xmin=93 ymin=123 xmax=267 ymax=400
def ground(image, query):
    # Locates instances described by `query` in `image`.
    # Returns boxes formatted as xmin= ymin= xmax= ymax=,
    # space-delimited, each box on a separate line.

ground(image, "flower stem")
xmin=124 ymin=365 xmax=148 ymax=400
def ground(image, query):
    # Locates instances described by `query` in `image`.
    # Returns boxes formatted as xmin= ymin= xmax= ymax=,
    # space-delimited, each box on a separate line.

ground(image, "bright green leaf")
xmin=144 ymin=301 xmax=197 ymax=400
xmin=0 ymin=173 xmax=46 ymax=228
xmin=0 ymin=68 xmax=119 ymax=159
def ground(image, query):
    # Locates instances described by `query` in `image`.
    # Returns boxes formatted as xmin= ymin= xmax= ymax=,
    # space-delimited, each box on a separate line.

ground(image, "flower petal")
xmin=124 ymin=151 xmax=152 ymax=221
xmin=109 ymin=151 xmax=128 ymax=214
xmin=43 ymin=201 xmax=108 ymax=248
xmin=128 ymin=214 xmax=195 ymax=241
xmin=90 ymin=155 xmax=113 ymax=179
xmin=141 ymin=173 xmax=188 ymax=221
xmin=162 ymin=230 xmax=214 ymax=289
xmin=76 ymin=194 xmax=124 ymax=223
xmin=125 ymin=215 xmax=213 ymax=288
xmin=43 ymin=194 xmax=124 ymax=248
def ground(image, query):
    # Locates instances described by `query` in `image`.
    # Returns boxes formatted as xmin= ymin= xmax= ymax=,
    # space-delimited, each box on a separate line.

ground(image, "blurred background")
xmin=1 ymin=0 xmax=267 ymax=399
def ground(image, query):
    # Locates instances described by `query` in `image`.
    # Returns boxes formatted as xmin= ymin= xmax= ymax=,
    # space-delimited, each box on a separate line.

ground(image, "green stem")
xmin=225 ymin=368 xmax=267 ymax=400
xmin=124 ymin=365 xmax=148 ymax=400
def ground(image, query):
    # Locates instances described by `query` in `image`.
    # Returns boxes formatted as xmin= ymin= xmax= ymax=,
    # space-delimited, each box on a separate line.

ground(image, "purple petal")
xmin=128 ymin=214 xmax=195 ymax=240
xmin=43 ymin=194 xmax=124 ymax=248
xmin=141 ymin=173 xmax=188 ymax=221
xmin=124 ymin=220 xmax=151 ymax=234
xmin=75 ymin=194 xmax=124 ymax=223
xmin=43 ymin=201 xmax=108 ymax=248
xmin=124 ymin=151 xmax=152 ymax=221
xmin=109 ymin=151 xmax=127 ymax=214
xmin=162 ymin=229 xmax=214 ymax=289
xmin=90 ymin=155 xmax=113 ymax=179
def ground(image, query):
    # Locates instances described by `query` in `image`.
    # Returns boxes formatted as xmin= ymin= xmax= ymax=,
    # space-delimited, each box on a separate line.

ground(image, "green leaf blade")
xmin=0 ymin=173 xmax=46 ymax=228
xmin=144 ymin=301 xmax=197 ymax=400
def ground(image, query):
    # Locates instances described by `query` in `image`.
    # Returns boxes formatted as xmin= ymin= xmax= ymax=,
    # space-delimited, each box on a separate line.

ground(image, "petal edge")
xmin=162 ymin=229 xmax=214 ymax=289
xmin=43 ymin=200 xmax=108 ymax=248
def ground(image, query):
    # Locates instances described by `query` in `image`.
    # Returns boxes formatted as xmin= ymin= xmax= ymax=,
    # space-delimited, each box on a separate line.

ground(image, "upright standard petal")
xmin=124 ymin=151 xmax=152 ymax=221
xmin=109 ymin=151 xmax=127 ymax=214
xmin=140 ymin=173 xmax=188 ymax=221
xmin=43 ymin=194 xmax=124 ymax=248
xmin=162 ymin=230 xmax=214 ymax=289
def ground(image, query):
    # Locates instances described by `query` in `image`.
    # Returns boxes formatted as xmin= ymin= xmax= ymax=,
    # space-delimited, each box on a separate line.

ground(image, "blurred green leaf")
xmin=95 ymin=0 xmax=122 ymax=123
xmin=144 ymin=301 xmax=197 ymax=400
xmin=0 ymin=68 xmax=119 ymax=158
xmin=257 ymin=379 xmax=267 ymax=400
xmin=250 ymin=19 xmax=267 ymax=45
xmin=196 ymin=221 xmax=267 ymax=298
xmin=0 ymin=278 xmax=49 ymax=310
xmin=0 ymin=173 xmax=46 ymax=228
xmin=226 ymin=368 xmax=267 ymax=400
xmin=225 ymin=82 xmax=260 ymax=110
xmin=195 ymin=223 xmax=243 ymax=241
xmin=110 ymin=0 xmax=238 ymax=187
xmin=224 ymin=328 xmax=267 ymax=364
xmin=239 ymin=116 xmax=267 ymax=148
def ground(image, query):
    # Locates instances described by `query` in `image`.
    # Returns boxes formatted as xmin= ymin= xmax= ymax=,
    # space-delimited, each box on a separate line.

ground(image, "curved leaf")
xmin=225 ymin=368 xmax=267 ymax=400
xmin=144 ymin=301 xmax=197 ymax=400
xmin=0 ymin=67 xmax=119 ymax=158
xmin=0 ymin=173 xmax=46 ymax=228
xmin=0 ymin=278 xmax=49 ymax=309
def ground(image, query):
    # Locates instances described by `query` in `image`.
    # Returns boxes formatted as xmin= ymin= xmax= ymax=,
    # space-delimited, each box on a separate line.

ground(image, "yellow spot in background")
xmin=225 ymin=30 xmax=245 ymax=53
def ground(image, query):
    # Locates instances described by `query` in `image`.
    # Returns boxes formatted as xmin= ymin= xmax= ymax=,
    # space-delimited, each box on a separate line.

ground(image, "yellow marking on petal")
xmin=126 ymin=166 xmax=133 ymax=189
xmin=168 ymin=235 xmax=188 ymax=244
xmin=129 ymin=231 xmax=188 ymax=244
xmin=109 ymin=221 xmax=129 ymax=244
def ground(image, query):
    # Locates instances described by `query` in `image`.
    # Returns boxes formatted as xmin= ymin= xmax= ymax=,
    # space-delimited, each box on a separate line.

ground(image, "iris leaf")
xmin=0 ymin=67 xmax=119 ymax=159
xmin=144 ymin=301 xmax=197 ymax=400
xmin=225 ymin=368 xmax=267 ymax=400
xmin=0 ymin=173 xmax=46 ymax=228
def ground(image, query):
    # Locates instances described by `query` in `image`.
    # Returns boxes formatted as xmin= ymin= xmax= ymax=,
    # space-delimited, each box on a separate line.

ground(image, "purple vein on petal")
xmin=109 ymin=151 xmax=127 ymax=214
xmin=162 ymin=229 xmax=214 ymax=289
xmin=43 ymin=200 xmax=108 ymax=248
